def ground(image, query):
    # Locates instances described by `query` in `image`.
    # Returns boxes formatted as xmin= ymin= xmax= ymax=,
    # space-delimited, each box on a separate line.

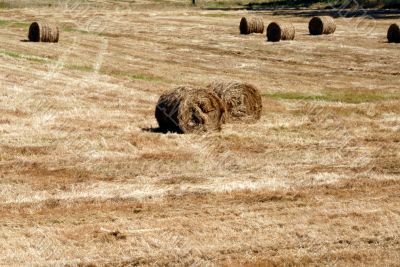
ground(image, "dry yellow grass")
xmin=0 ymin=0 xmax=399 ymax=266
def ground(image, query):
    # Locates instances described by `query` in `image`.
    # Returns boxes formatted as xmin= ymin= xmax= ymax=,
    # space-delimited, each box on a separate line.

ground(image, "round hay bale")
xmin=267 ymin=22 xmax=295 ymax=42
xmin=28 ymin=22 xmax=59 ymax=43
xmin=240 ymin=17 xmax=264 ymax=34
xmin=308 ymin=16 xmax=336 ymax=35
xmin=207 ymin=81 xmax=262 ymax=123
xmin=387 ymin=23 xmax=400 ymax=43
xmin=155 ymin=86 xmax=225 ymax=134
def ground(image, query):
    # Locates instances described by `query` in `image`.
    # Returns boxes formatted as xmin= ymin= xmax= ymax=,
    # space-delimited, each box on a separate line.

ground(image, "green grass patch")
xmin=1 ymin=49 xmax=101 ymax=73
xmin=0 ymin=3 xmax=10 ymax=9
xmin=12 ymin=21 xmax=30 ymax=28
xmin=203 ymin=1 xmax=240 ymax=9
xmin=264 ymin=90 xmax=400 ymax=104
xmin=0 ymin=50 xmax=48 ymax=63
xmin=129 ymin=74 xmax=165 ymax=82
xmin=103 ymin=69 xmax=167 ymax=83
xmin=0 ymin=19 xmax=30 ymax=28
xmin=67 ymin=64 xmax=94 ymax=72
xmin=0 ymin=19 xmax=10 ymax=26
xmin=3 ymin=50 xmax=21 ymax=59
xmin=63 ymin=27 xmax=103 ymax=36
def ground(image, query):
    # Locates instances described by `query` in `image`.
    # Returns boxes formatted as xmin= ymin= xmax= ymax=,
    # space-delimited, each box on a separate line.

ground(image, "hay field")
xmin=0 ymin=0 xmax=399 ymax=266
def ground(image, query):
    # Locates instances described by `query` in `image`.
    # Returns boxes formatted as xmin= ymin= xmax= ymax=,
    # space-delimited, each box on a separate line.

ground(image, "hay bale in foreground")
xmin=267 ymin=22 xmax=295 ymax=42
xmin=308 ymin=16 xmax=336 ymax=35
xmin=155 ymin=86 xmax=225 ymax=134
xmin=240 ymin=17 xmax=264 ymax=34
xmin=207 ymin=81 xmax=262 ymax=123
xmin=387 ymin=23 xmax=400 ymax=43
xmin=28 ymin=22 xmax=59 ymax=43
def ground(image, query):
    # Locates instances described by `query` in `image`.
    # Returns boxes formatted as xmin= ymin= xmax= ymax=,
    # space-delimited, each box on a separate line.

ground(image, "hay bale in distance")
xmin=155 ymin=86 xmax=225 ymax=134
xmin=267 ymin=22 xmax=295 ymax=42
xmin=240 ymin=17 xmax=264 ymax=34
xmin=28 ymin=22 xmax=59 ymax=43
xmin=309 ymin=16 xmax=336 ymax=35
xmin=207 ymin=81 xmax=262 ymax=123
xmin=387 ymin=23 xmax=400 ymax=43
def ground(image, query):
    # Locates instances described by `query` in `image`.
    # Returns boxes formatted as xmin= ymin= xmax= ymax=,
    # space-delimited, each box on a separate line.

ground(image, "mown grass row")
xmin=0 ymin=19 xmax=29 ymax=28
xmin=0 ymin=48 xmax=167 ymax=82
xmin=264 ymin=90 xmax=400 ymax=103
xmin=1 ymin=47 xmax=398 ymax=102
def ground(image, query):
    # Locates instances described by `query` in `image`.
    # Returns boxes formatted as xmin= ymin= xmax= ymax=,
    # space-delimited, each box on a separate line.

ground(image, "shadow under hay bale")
xmin=155 ymin=86 xmax=225 ymax=134
xmin=239 ymin=17 xmax=264 ymax=34
xmin=28 ymin=22 xmax=59 ymax=43
xmin=309 ymin=16 xmax=336 ymax=35
xmin=267 ymin=22 xmax=295 ymax=42
xmin=387 ymin=23 xmax=400 ymax=43
xmin=207 ymin=81 xmax=262 ymax=123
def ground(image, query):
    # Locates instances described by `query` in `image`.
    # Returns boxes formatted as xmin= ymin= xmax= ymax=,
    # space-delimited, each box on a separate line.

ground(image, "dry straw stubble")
xmin=155 ymin=86 xmax=225 ymax=134
xmin=267 ymin=22 xmax=295 ymax=42
xmin=208 ymin=81 xmax=262 ymax=123
xmin=28 ymin=22 xmax=59 ymax=43
xmin=239 ymin=17 xmax=264 ymax=34
xmin=387 ymin=23 xmax=400 ymax=43
xmin=309 ymin=16 xmax=336 ymax=35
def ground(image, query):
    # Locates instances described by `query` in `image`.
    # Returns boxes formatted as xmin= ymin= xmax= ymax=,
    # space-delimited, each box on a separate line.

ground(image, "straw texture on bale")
xmin=267 ymin=22 xmax=295 ymax=42
xmin=207 ymin=81 xmax=262 ymax=123
xmin=28 ymin=22 xmax=59 ymax=43
xmin=387 ymin=23 xmax=400 ymax=43
xmin=155 ymin=86 xmax=225 ymax=134
xmin=240 ymin=17 xmax=264 ymax=34
xmin=308 ymin=16 xmax=336 ymax=35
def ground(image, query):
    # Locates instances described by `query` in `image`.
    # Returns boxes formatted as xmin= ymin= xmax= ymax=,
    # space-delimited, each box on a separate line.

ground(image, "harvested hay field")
xmin=0 ymin=1 xmax=399 ymax=266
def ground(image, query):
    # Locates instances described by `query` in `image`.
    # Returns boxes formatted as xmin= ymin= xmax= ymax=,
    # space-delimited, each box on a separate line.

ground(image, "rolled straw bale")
xmin=155 ymin=86 xmax=225 ymax=134
xmin=28 ymin=22 xmax=59 ymax=43
xmin=240 ymin=17 xmax=264 ymax=34
xmin=308 ymin=16 xmax=336 ymax=35
xmin=387 ymin=23 xmax=400 ymax=43
xmin=207 ymin=81 xmax=262 ymax=123
xmin=267 ymin=22 xmax=295 ymax=42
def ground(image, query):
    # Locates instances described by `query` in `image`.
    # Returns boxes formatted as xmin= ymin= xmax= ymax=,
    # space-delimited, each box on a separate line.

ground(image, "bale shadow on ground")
xmin=269 ymin=8 xmax=400 ymax=19
xmin=244 ymin=0 xmax=400 ymax=14
xmin=141 ymin=127 xmax=171 ymax=134
xmin=203 ymin=0 xmax=400 ymax=20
